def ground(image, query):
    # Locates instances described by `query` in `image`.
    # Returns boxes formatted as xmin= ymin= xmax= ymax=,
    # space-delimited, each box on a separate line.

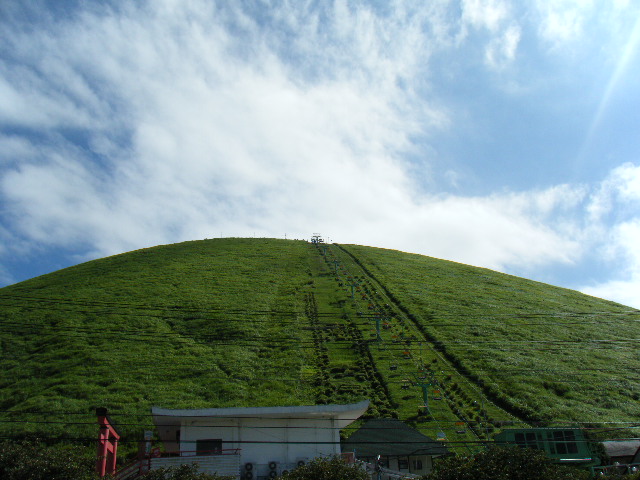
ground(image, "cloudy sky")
xmin=1 ymin=0 xmax=639 ymax=308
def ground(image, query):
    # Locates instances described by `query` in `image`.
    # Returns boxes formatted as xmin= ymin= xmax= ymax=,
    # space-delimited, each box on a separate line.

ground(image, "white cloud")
xmin=579 ymin=165 xmax=640 ymax=308
xmin=458 ymin=0 xmax=521 ymax=68
xmin=0 ymin=73 xmax=87 ymax=129
xmin=0 ymin=135 xmax=38 ymax=163
xmin=0 ymin=1 xmax=434 ymax=259
xmin=485 ymin=23 xmax=521 ymax=68
xmin=0 ymin=0 xmax=639 ymax=311
xmin=461 ymin=0 xmax=510 ymax=33
xmin=534 ymin=0 xmax=591 ymax=48
xmin=587 ymin=162 xmax=640 ymax=221
xmin=583 ymin=278 xmax=640 ymax=309
xmin=612 ymin=163 xmax=640 ymax=202
xmin=581 ymin=219 xmax=640 ymax=308
xmin=403 ymin=191 xmax=582 ymax=271
xmin=533 ymin=0 xmax=640 ymax=62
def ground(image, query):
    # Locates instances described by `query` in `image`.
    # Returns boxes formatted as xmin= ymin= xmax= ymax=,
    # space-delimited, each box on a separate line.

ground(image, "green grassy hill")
xmin=0 ymin=238 xmax=637 ymax=454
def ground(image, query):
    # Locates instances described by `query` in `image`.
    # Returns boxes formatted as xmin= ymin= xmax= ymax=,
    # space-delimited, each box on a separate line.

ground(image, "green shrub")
xmin=598 ymin=472 xmax=640 ymax=480
xmin=0 ymin=439 xmax=96 ymax=480
xmin=279 ymin=456 xmax=368 ymax=480
xmin=139 ymin=464 xmax=234 ymax=480
xmin=424 ymin=446 xmax=589 ymax=480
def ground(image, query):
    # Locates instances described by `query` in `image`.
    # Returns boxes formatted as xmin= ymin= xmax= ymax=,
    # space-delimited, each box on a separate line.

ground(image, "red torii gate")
xmin=96 ymin=407 xmax=120 ymax=477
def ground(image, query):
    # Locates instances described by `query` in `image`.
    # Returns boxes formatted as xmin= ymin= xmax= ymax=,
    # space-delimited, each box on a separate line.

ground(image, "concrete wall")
xmin=179 ymin=417 xmax=341 ymax=477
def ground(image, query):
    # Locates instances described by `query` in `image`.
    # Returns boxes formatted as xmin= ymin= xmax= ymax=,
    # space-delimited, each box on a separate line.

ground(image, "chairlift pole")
xmin=349 ymin=279 xmax=359 ymax=300
xmin=415 ymin=372 xmax=436 ymax=415
xmin=420 ymin=383 xmax=430 ymax=412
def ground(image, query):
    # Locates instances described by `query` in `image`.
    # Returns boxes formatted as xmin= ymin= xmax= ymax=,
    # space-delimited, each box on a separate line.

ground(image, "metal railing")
xmin=592 ymin=462 xmax=640 ymax=476
xmin=115 ymin=448 xmax=242 ymax=479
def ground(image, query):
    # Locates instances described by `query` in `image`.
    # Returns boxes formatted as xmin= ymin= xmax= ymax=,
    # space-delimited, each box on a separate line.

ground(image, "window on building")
xmin=547 ymin=430 xmax=578 ymax=455
xmin=398 ymin=458 xmax=409 ymax=470
xmin=196 ymin=439 xmax=223 ymax=455
xmin=515 ymin=432 xmax=538 ymax=449
xmin=412 ymin=459 xmax=424 ymax=471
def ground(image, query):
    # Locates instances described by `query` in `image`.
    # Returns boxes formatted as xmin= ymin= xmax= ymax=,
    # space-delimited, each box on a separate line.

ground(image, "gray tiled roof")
xmin=342 ymin=418 xmax=450 ymax=457
xmin=603 ymin=440 xmax=640 ymax=459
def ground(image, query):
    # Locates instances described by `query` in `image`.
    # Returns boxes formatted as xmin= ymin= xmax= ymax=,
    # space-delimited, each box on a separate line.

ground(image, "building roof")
xmin=603 ymin=440 xmax=640 ymax=459
xmin=341 ymin=418 xmax=449 ymax=457
xmin=152 ymin=400 xmax=370 ymax=429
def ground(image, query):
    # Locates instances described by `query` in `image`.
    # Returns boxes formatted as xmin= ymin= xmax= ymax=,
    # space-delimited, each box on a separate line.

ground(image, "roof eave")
xmin=151 ymin=400 xmax=370 ymax=427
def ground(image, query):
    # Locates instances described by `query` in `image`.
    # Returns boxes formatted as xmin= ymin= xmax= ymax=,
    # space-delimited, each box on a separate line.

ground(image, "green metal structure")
xmin=494 ymin=428 xmax=600 ymax=467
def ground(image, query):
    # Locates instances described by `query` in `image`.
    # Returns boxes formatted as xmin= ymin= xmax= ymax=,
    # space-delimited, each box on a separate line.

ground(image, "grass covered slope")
xmin=336 ymin=244 xmax=640 ymax=426
xmin=0 ymin=239 xmax=320 ymax=441
xmin=0 ymin=238 xmax=637 ymax=451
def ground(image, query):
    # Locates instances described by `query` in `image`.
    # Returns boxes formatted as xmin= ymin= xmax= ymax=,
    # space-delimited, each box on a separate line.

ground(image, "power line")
xmin=2 ymin=418 xmax=639 ymax=433
xmin=2 ymin=320 xmax=639 ymax=348
xmin=1 ymin=433 xmax=638 ymax=446
xmin=2 ymin=409 xmax=640 ymax=427
xmin=0 ymin=292 xmax=637 ymax=322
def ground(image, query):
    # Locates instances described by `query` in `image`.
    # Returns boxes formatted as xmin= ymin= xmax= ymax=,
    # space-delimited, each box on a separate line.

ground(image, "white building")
xmin=144 ymin=400 xmax=369 ymax=479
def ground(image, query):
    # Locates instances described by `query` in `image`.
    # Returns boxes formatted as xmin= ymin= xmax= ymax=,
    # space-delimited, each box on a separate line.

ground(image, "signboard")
xmin=145 ymin=431 xmax=153 ymax=454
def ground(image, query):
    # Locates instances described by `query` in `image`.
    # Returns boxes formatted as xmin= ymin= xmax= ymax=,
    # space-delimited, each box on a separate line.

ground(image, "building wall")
xmin=179 ymin=417 xmax=341 ymax=475
xmin=362 ymin=454 xmax=433 ymax=476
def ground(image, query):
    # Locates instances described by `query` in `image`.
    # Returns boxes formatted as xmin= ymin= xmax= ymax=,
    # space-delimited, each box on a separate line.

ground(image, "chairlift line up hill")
xmin=0 ymin=235 xmax=637 ymax=458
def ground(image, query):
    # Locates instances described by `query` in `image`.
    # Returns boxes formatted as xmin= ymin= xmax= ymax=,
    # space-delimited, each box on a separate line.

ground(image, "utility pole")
xmin=374 ymin=315 xmax=382 ymax=341
xmin=415 ymin=372 xmax=436 ymax=417
xmin=348 ymin=279 xmax=359 ymax=299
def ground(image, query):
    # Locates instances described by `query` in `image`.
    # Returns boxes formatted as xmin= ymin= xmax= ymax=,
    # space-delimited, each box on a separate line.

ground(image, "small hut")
xmin=341 ymin=418 xmax=449 ymax=476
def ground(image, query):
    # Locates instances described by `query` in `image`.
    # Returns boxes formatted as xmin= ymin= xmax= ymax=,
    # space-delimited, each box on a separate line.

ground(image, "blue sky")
xmin=1 ymin=0 xmax=639 ymax=308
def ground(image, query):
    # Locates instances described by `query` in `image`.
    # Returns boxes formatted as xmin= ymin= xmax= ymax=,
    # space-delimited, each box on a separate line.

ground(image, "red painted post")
xmin=96 ymin=407 xmax=121 ymax=477
xmin=97 ymin=426 xmax=107 ymax=476
xmin=108 ymin=435 xmax=119 ymax=474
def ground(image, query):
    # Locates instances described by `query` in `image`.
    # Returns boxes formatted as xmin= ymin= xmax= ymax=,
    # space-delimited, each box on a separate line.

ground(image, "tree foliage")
xmin=599 ymin=472 xmax=640 ymax=480
xmin=0 ymin=439 xmax=96 ymax=480
xmin=138 ymin=463 xmax=234 ymax=480
xmin=424 ymin=446 xmax=590 ymax=480
xmin=279 ymin=456 xmax=369 ymax=480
